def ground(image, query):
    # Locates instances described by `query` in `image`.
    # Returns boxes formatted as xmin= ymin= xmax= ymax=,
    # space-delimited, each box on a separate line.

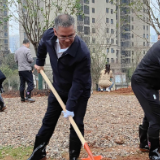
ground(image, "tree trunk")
xmin=33 ymin=44 xmax=43 ymax=90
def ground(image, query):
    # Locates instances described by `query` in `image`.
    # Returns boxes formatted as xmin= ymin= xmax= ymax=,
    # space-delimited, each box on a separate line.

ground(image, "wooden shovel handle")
xmin=40 ymin=70 xmax=86 ymax=146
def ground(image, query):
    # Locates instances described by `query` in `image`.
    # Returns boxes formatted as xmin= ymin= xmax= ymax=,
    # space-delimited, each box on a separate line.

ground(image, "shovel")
xmin=40 ymin=70 xmax=103 ymax=160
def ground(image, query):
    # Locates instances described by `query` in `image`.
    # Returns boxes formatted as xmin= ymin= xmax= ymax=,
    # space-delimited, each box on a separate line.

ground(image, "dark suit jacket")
xmin=133 ymin=40 xmax=160 ymax=89
xmin=36 ymin=28 xmax=91 ymax=111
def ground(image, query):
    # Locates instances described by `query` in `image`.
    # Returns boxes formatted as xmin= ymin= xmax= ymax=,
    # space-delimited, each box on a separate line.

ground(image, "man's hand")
xmin=34 ymin=64 xmax=44 ymax=73
xmin=62 ymin=110 xmax=74 ymax=118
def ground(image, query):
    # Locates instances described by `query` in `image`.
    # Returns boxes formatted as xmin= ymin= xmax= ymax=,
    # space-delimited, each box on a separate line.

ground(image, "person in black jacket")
xmin=0 ymin=70 xmax=6 ymax=112
xmin=131 ymin=40 xmax=160 ymax=160
xmin=27 ymin=14 xmax=91 ymax=160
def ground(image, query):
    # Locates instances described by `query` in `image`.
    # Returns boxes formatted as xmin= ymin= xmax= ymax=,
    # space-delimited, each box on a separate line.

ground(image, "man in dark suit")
xmin=132 ymin=40 xmax=160 ymax=160
xmin=27 ymin=14 xmax=91 ymax=160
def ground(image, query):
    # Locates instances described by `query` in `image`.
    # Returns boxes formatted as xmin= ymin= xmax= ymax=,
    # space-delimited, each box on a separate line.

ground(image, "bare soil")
xmin=0 ymin=87 xmax=150 ymax=160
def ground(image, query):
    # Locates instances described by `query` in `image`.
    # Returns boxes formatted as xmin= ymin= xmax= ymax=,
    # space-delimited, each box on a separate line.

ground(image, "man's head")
xmin=158 ymin=34 xmax=160 ymax=41
xmin=53 ymin=14 xmax=75 ymax=48
xmin=23 ymin=39 xmax=30 ymax=48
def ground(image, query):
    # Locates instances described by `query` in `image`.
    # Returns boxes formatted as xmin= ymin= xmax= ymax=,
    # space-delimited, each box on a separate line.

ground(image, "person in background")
xmin=14 ymin=39 xmax=35 ymax=103
xmin=0 ymin=70 xmax=6 ymax=112
xmin=98 ymin=64 xmax=114 ymax=92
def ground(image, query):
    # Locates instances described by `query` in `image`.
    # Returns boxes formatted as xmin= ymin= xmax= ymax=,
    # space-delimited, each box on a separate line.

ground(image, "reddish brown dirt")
xmin=2 ymin=88 xmax=134 ymax=98
xmin=101 ymin=153 xmax=149 ymax=160
xmin=2 ymin=89 xmax=50 ymax=98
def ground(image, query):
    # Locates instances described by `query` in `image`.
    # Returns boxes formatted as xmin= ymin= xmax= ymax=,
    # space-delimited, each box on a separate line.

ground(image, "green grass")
xmin=0 ymin=146 xmax=33 ymax=160
xmin=0 ymin=146 xmax=58 ymax=160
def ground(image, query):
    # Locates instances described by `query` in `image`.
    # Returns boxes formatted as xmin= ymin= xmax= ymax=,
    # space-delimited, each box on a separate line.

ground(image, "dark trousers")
xmin=37 ymin=91 xmax=89 ymax=144
xmin=19 ymin=71 xmax=34 ymax=92
xmin=131 ymin=75 xmax=160 ymax=138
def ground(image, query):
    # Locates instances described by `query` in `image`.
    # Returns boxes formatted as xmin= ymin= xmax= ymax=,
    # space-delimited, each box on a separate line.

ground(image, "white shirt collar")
xmin=56 ymin=38 xmax=68 ymax=53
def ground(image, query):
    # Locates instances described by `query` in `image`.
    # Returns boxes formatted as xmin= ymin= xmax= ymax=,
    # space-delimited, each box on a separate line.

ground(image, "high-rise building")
xmin=0 ymin=0 xmax=9 ymax=56
xmin=120 ymin=0 xmax=150 ymax=72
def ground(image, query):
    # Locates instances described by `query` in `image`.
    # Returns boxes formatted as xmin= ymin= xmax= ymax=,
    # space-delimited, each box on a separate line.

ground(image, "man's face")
xmin=53 ymin=25 xmax=75 ymax=48
xmin=158 ymin=35 xmax=160 ymax=41
xmin=26 ymin=43 xmax=30 ymax=48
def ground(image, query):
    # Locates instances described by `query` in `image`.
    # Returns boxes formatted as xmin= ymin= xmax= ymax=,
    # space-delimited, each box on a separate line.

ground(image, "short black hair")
xmin=23 ymin=39 xmax=30 ymax=44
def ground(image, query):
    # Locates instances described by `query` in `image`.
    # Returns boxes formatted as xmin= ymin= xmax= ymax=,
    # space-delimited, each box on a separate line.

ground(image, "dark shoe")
xmin=26 ymin=91 xmax=35 ymax=103
xmin=27 ymin=135 xmax=47 ymax=160
xmin=69 ymin=139 xmax=81 ymax=160
xmin=0 ymin=94 xmax=6 ymax=112
xmin=139 ymin=125 xmax=149 ymax=152
xmin=148 ymin=136 xmax=160 ymax=160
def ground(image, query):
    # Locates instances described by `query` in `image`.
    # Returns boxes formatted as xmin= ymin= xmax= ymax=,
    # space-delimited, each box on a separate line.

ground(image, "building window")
xmin=4 ymin=11 xmax=7 ymax=16
xmin=77 ymin=26 xmax=83 ymax=32
xmin=24 ymin=32 xmax=27 ymax=39
xmin=106 ymin=18 xmax=109 ymax=23
xmin=111 ymin=58 xmax=114 ymax=63
xmin=92 ymin=8 xmax=95 ymax=13
xmin=111 ymin=0 xmax=113 ymax=4
xmin=92 ymin=38 xmax=95 ymax=43
xmin=132 ymin=25 xmax=134 ymax=30
xmin=111 ymin=19 xmax=113 ymax=24
xmin=84 ymin=16 xmax=90 ymax=25
xmin=143 ymin=25 xmax=145 ymax=30
xmin=143 ymin=51 xmax=145 ymax=54
xmin=106 ymin=0 xmax=109 ymax=2
xmin=4 ymin=39 xmax=8 ymax=43
xmin=107 ymin=58 xmax=109 ymax=63
xmin=111 ymin=29 xmax=114 ymax=34
xmin=132 ymin=17 xmax=134 ymax=21
xmin=84 ymin=0 xmax=89 ymax=4
xmin=107 ymin=38 xmax=110 ymax=44
xmin=92 ymin=28 xmax=95 ymax=33
xmin=106 ymin=8 xmax=109 ymax=13
xmin=132 ymin=42 xmax=134 ymax=46
xmin=93 ymin=48 xmax=95 ymax=52
xmin=92 ymin=0 xmax=95 ymax=3
xmin=92 ymin=18 xmax=95 ymax=23
xmin=106 ymin=28 xmax=109 ymax=33
xmin=4 ymin=32 xmax=7 ymax=37
xmin=143 ymin=34 xmax=145 ymax=38
xmin=111 ymin=9 xmax=113 ymax=14
xmin=84 ymin=26 xmax=90 ymax=35
xmin=111 ymin=48 xmax=114 ymax=53
xmin=132 ymin=34 xmax=134 ymax=38
xmin=77 ymin=15 xmax=83 ymax=21
xmin=84 ymin=5 xmax=89 ymax=14
xmin=107 ymin=48 xmax=109 ymax=53
xmin=143 ymin=42 xmax=145 ymax=46
xmin=116 ymin=40 xmax=118 ymax=44
xmin=116 ymin=50 xmax=119 ymax=56
xmin=111 ymin=39 xmax=114 ymax=44
xmin=147 ymin=34 xmax=148 ymax=39
xmin=147 ymin=26 xmax=148 ymax=30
